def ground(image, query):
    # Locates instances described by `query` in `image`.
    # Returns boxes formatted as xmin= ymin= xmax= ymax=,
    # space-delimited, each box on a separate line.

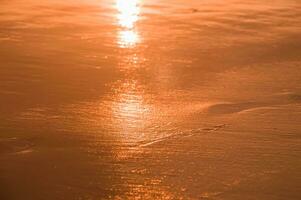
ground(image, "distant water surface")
xmin=0 ymin=0 xmax=301 ymax=199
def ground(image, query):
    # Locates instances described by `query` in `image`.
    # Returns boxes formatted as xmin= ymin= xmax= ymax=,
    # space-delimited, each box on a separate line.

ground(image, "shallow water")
xmin=0 ymin=0 xmax=301 ymax=199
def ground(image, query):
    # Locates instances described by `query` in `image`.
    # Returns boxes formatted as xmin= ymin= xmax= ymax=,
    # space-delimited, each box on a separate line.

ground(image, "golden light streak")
xmin=116 ymin=0 xmax=140 ymax=48
xmin=118 ymin=30 xmax=139 ymax=48
xmin=116 ymin=0 xmax=140 ymax=29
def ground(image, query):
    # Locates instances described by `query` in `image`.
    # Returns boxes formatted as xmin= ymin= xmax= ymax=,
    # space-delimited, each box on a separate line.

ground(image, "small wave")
xmin=0 ymin=138 xmax=34 ymax=155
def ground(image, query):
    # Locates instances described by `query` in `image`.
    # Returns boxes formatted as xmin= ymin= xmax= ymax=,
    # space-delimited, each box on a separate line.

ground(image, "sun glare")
xmin=116 ymin=0 xmax=139 ymax=29
xmin=116 ymin=0 xmax=140 ymax=47
xmin=118 ymin=30 xmax=139 ymax=48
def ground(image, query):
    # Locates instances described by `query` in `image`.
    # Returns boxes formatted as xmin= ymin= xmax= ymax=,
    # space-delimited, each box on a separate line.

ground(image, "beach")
xmin=0 ymin=0 xmax=301 ymax=199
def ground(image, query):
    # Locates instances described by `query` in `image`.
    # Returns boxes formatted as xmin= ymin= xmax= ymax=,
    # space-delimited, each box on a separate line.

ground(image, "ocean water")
xmin=0 ymin=0 xmax=301 ymax=199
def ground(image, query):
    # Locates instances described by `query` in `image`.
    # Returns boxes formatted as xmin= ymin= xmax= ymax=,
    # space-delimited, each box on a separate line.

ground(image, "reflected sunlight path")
xmin=111 ymin=0 xmax=152 ymax=147
xmin=116 ymin=0 xmax=140 ymax=48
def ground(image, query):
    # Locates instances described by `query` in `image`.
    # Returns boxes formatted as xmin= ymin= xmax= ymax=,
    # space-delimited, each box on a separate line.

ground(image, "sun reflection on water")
xmin=116 ymin=0 xmax=140 ymax=29
xmin=116 ymin=0 xmax=140 ymax=48
xmin=113 ymin=0 xmax=148 ymax=139
xmin=111 ymin=80 xmax=151 ymax=131
xmin=118 ymin=30 xmax=139 ymax=48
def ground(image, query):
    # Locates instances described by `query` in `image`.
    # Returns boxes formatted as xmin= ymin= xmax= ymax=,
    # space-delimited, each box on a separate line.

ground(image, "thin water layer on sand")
xmin=0 ymin=0 xmax=301 ymax=199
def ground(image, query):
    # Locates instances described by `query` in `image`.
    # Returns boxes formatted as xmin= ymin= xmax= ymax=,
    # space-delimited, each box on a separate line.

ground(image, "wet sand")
xmin=0 ymin=0 xmax=301 ymax=199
